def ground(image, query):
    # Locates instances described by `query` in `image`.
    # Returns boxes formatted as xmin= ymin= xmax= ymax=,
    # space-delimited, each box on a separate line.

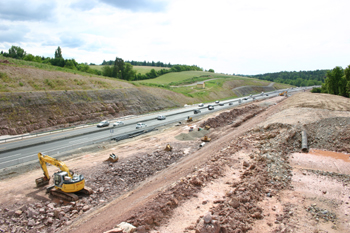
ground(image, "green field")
xmin=135 ymin=71 xmax=224 ymax=85
xmin=133 ymin=70 xmax=292 ymax=101
xmin=89 ymin=65 xmax=170 ymax=75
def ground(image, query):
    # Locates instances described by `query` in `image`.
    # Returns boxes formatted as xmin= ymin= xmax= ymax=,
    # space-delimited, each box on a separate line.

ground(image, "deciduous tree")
xmin=8 ymin=46 xmax=26 ymax=59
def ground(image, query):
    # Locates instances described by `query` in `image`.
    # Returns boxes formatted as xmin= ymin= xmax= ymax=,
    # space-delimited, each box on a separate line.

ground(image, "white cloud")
xmin=0 ymin=0 xmax=349 ymax=74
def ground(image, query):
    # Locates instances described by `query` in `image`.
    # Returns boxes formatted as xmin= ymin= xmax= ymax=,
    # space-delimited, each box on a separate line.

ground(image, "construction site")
xmin=0 ymin=92 xmax=350 ymax=233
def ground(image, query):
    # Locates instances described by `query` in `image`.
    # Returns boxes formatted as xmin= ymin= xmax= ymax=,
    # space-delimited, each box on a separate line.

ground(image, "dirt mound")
xmin=175 ymin=129 xmax=208 ymax=141
xmin=281 ymin=92 xmax=350 ymax=111
xmin=305 ymin=117 xmax=350 ymax=153
xmin=200 ymin=104 xmax=266 ymax=129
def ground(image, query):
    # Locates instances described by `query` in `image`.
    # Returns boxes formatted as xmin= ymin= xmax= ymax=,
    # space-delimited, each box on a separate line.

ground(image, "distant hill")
xmin=248 ymin=70 xmax=327 ymax=86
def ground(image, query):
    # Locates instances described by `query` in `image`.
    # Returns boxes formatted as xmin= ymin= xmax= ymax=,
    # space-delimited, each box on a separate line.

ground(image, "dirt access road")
xmin=0 ymin=92 xmax=350 ymax=233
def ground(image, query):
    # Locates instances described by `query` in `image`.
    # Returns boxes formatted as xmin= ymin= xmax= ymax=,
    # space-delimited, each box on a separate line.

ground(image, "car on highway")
xmin=243 ymin=98 xmax=248 ymax=100
xmin=136 ymin=123 xmax=147 ymax=129
xmin=113 ymin=121 xmax=124 ymax=127
xmin=219 ymin=103 xmax=224 ymax=106
xmin=229 ymin=102 xmax=233 ymax=105
xmin=198 ymin=103 xmax=204 ymax=107
xmin=208 ymin=105 xmax=214 ymax=110
xmin=97 ymin=120 xmax=109 ymax=127
xmin=194 ymin=109 xmax=201 ymax=114
xmin=215 ymin=100 xmax=220 ymax=104
xmin=156 ymin=115 xmax=166 ymax=120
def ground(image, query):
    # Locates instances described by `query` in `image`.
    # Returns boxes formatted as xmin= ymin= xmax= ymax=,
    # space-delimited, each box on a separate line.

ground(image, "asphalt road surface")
xmin=0 ymin=87 xmax=313 ymax=170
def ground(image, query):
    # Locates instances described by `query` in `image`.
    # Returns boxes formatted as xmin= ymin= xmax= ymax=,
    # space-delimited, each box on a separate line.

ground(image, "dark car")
xmin=243 ymin=98 xmax=248 ymax=100
xmin=97 ymin=120 xmax=109 ymax=127
xmin=229 ymin=102 xmax=233 ymax=105
xmin=194 ymin=109 xmax=201 ymax=114
xmin=208 ymin=105 xmax=214 ymax=110
xmin=219 ymin=103 xmax=224 ymax=106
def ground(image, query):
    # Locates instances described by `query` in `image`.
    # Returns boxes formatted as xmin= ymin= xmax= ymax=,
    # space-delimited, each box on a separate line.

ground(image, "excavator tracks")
xmin=49 ymin=189 xmax=79 ymax=201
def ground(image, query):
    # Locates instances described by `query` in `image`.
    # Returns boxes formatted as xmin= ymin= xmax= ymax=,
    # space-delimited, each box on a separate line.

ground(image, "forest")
xmin=249 ymin=70 xmax=326 ymax=86
xmin=312 ymin=65 xmax=350 ymax=98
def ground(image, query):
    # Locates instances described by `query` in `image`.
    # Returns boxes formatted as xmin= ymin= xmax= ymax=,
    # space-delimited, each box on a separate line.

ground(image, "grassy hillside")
xmin=133 ymin=70 xmax=292 ymax=101
xmin=1 ymin=54 xmax=291 ymax=102
xmin=0 ymin=55 xmax=133 ymax=92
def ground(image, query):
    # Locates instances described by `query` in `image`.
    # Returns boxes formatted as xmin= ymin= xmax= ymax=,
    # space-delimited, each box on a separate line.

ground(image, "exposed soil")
xmin=0 ymin=92 xmax=350 ymax=233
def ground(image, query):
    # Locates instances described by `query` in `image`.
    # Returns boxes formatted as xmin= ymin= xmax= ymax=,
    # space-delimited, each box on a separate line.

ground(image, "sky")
xmin=0 ymin=0 xmax=349 ymax=75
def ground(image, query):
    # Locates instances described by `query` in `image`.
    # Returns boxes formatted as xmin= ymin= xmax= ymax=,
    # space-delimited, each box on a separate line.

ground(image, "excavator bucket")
xmin=107 ymin=153 xmax=119 ymax=163
xmin=165 ymin=144 xmax=173 ymax=151
xmin=35 ymin=176 xmax=49 ymax=187
xmin=201 ymin=136 xmax=211 ymax=142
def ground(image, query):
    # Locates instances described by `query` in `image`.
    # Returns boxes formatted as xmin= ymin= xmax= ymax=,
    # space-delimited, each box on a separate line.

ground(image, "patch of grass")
xmin=28 ymin=80 xmax=42 ymax=90
xmin=0 ymin=72 xmax=10 ymax=82
xmin=19 ymin=82 xmax=24 ymax=87
xmin=44 ymin=79 xmax=55 ymax=88
xmin=135 ymin=71 xmax=222 ymax=85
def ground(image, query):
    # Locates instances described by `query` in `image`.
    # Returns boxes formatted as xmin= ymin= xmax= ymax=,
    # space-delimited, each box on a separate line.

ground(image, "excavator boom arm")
xmin=38 ymin=153 xmax=73 ymax=180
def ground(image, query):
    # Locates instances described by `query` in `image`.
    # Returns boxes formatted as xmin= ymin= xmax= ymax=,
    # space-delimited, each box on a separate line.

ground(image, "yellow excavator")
xmin=201 ymin=135 xmax=211 ymax=142
xmin=279 ymin=91 xmax=287 ymax=96
xmin=164 ymin=144 xmax=173 ymax=151
xmin=35 ymin=152 xmax=93 ymax=201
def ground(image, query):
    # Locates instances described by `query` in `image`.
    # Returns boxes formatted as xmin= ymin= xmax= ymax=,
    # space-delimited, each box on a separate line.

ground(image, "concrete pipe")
xmin=301 ymin=131 xmax=308 ymax=152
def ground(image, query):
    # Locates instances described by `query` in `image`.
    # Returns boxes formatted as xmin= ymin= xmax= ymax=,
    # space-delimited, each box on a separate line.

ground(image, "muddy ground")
xmin=0 ymin=92 xmax=349 ymax=233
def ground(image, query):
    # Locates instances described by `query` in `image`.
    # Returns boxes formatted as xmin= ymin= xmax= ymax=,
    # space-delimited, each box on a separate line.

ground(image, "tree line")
xmin=311 ymin=65 xmax=350 ymax=98
xmin=1 ymin=45 xmax=203 ymax=81
xmin=1 ymin=46 xmax=102 ymax=76
xmin=102 ymin=59 xmax=173 ymax=67
xmin=249 ymin=70 xmax=327 ymax=87
xmin=101 ymin=57 xmax=202 ymax=81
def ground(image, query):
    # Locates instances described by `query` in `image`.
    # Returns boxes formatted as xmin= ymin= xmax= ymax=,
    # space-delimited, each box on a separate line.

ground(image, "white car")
xmin=136 ymin=123 xmax=147 ymax=129
xmin=113 ymin=121 xmax=124 ymax=127
xmin=156 ymin=115 xmax=166 ymax=120
xmin=215 ymin=100 xmax=220 ymax=104
xmin=198 ymin=103 xmax=204 ymax=107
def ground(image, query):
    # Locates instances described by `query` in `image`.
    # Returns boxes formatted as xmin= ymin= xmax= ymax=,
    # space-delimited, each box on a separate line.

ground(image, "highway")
xmin=0 ymin=87 xmax=312 ymax=170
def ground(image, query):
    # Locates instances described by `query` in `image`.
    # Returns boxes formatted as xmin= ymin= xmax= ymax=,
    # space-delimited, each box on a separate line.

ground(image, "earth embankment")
xmin=0 ymin=87 xmax=192 ymax=135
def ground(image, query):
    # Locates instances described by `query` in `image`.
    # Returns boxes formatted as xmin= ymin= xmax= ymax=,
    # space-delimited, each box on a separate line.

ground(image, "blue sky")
xmin=0 ymin=0 xmax=349 ymax=75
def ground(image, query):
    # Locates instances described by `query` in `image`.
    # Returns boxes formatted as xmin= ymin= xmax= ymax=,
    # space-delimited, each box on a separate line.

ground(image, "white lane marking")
xmin=0 ymin=153 xmax=35 ymax=165
xmin=69 ymin=138 xmax=87 ymax=144
xmin=0 ymin=153 xmax=22 ymax=162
